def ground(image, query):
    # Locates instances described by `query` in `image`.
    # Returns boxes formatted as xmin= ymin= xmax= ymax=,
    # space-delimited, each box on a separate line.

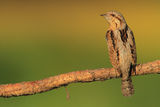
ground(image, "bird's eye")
xmin=110 ymin=14 xmax=115 ymax=17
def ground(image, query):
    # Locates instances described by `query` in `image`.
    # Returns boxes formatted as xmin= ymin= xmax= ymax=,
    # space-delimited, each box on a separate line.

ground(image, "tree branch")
xmin=0 ymin=60 xmax=159 ymax=98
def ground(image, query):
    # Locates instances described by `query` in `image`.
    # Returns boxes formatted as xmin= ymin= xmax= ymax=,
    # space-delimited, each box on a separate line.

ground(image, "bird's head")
xmin=101 ymin=11 xmax=126 ymax=29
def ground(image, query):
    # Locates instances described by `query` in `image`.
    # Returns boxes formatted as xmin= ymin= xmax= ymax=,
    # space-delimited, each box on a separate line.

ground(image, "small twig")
xmin=0 ymin=60 xmax=159 ymax=98
xmin=65 ymin=87 xmax=70 ymax=100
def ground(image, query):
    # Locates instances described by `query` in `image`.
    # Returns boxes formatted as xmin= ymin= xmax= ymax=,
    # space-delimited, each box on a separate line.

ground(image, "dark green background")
xmin=0 ymin=0 xmax=160 ymax=107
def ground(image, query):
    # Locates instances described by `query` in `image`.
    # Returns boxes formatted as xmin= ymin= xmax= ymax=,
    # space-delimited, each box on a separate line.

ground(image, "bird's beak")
xmin=100 ymin=14 xmax=107 ymax=16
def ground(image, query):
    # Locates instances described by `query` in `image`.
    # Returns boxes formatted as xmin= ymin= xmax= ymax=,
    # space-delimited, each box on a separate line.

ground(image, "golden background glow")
xmin=0 ymin=1 xmax=159 ymax=107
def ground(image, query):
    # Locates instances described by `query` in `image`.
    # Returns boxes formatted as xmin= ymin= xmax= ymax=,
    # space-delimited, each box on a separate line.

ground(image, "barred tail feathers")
xmin=121 ymin=77 xmax=134 ymax=96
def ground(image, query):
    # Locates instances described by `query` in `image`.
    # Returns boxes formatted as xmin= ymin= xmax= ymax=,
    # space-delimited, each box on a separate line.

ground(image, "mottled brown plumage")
xmin=101 ymin=11 xmax=137 ymax=96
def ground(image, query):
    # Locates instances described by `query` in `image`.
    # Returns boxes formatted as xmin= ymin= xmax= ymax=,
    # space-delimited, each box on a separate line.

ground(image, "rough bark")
xmin=0 ymin=60 xmax=159 ymax=98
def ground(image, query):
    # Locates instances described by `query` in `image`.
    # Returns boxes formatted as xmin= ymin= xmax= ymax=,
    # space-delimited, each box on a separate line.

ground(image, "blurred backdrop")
xmin=0 ymin=0 xmax=160 ymax=107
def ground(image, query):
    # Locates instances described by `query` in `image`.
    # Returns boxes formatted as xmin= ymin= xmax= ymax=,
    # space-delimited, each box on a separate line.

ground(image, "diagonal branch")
xmin=0 ymin=60 xmax=160 ymax=98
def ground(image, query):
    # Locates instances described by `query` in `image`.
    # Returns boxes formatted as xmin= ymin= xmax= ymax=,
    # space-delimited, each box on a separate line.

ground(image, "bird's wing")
xmin=126 ymin=27 xmax=137 ymax=65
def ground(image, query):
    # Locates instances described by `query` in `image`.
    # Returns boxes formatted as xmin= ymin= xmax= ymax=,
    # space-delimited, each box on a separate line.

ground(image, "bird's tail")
xmin=121 ymin=77 xmax=134 ymax=96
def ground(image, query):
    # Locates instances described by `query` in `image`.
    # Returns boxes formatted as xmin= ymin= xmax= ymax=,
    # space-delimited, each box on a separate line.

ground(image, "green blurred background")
xmin=0 ymin=0 xmax=160 ymax=107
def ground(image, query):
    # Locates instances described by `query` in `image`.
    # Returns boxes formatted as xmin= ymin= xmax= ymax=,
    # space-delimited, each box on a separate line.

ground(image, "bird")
xmin=101 ymin=11 xmax=137 ymax=96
